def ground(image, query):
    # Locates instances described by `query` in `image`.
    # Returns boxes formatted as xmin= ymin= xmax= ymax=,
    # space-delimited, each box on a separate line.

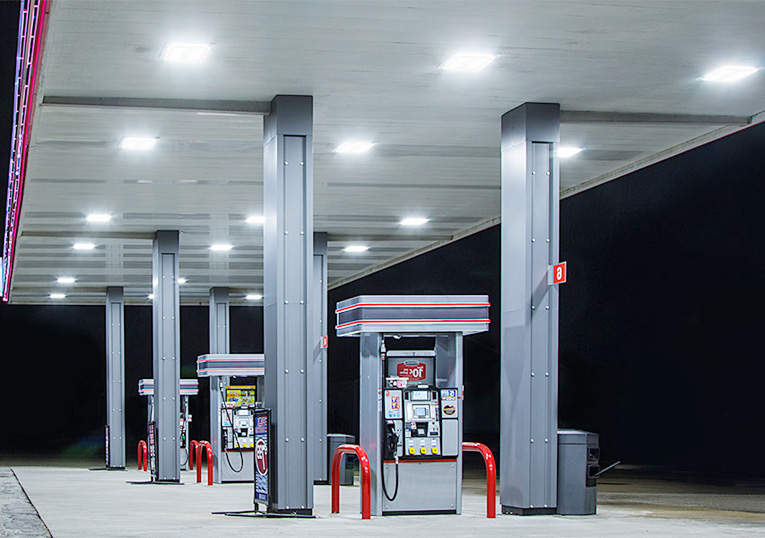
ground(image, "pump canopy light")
xmin=401 ymin=217 xmax=429 ymax=226
xmin=86 ymin=213 xmax=111 ymax=223
xmin=73 ymin=242 xmax=95 ymax=250
xmin=56 ymin=276 xmax=75 ymax=284
xmin=50 ymin=293 xmax=66 ymax=299
xmin=119 ymin=137 xmax=157 ymax=150
xmin=334 ymin=141 xmax=375 ymax=154
xmin=210 ymin=243 xmax=233 ymax=251
xmin=344 ymin=244 xmax=369 ymax=253
xmin=246 ymin=215 xmax=265 ymax=224
xmin=441 ymin=53 xmax=496 ymax=71
xmin=558 ymin=146 xmax=583 ymax=158
xmin=177 ymin=277 xmax=187 ymax=284
xmin=162 ymin=43 xmax=211 ymax=62
xmin=245 ymin=293 xmax=263 ymax=301
xmin=701 ymin=65 xmax=759 ymax=82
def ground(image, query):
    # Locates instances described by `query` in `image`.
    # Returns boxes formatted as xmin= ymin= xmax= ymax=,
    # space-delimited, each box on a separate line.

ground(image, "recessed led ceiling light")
xmin=334 ymin=141 xmax=375 ymax=154
xmin=162 ymin=43 xmax=211 ymax=62
xmin=57 ymin=276 xmax=75 ymax=284
xmin=210 ymin=243 xmax=233 ymax=251
xmin=177 ymin=277 xmax=187 ymax=284
xmin=73 ymin=242 xmax=96 ymax=250
xmin=558 ymin=146 xmax=583 ymax=158
xmin=245 ymin=293 xmax=263 ymax=301
xmin=701 ymin=65 xmax=759 ymax=82
xmin=50 ymin=293 xmax=66 ymax=299
xmin=119 ymin=137 xmax=157 ymax=150
xmin=148 ymin=293 xmax=155 ymax=300
xmin=401 ymin=217 xmax=429 ymax=226
xmin=441 ymin=53 xmax=496 ymax=71
xmin=344 ymin=245 xmax=369 ymax=253
xmin=246 ymin=215 xmax=266 ymax=224
xmin=86 ymin=213 xmax=112 ymax=223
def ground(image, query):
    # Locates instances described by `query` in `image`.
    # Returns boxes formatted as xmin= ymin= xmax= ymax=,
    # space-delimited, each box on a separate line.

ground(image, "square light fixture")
xmin=119 ymin=137 xmax=157 ymax=150
xmin=148 ymin=293 xmax=155 ymax=300
xmin=162 ymin=43 xmax=211 ymax=63
xmin=245 ymin=293 xmax=263 ymax=301
xmin=50 ymin=293 xmax=66 ymax=299
xmin=333 ymin=141 xmax=375 ymax=154
xmin=246 ymin=215 xmax=266 ymax=224
xmin=177 ymin=277 xmax=187 ymax=284
xmin=57 ymin=276 xmax=75 ymax=284
xmin=701 ymin=65 xmax=759 ymax=82
xmin=86 ymin=213 xmax=112 ymax=223
xmin=344 ymin=245 xmax=369 ymax=253
xmin=210 ymin=243 xmax=233 ymax=252
xmin=558 ymin=146 xmax=583 ymax=158
xmin=441 ymin=53 xmax=496 ymax=71
xmin=73 ymin=242 xmax=96 ymax=250
xmin=401 ymin=217 xmax=429 ymax=226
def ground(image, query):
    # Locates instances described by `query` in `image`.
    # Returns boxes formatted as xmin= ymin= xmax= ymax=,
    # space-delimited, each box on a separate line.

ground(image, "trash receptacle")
xmin=327 ymin=433 xmax=356 ymax=485
xmin=557 ymin=430 xmax=599 ymax=515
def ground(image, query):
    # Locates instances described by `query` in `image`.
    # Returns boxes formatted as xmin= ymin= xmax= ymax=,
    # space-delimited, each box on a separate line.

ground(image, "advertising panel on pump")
xmin=253 ymin=409 xmax=270 ymax=505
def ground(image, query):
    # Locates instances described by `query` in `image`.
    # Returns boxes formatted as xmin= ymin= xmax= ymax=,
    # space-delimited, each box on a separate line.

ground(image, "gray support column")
xmin=500 ymin=103 xmax=560 ymax=515
xmin=209 ymin=287 xmax=230 ymax=483
xmin=105 ymin=286 xmax=125 ymax=469
xmin=263 ymin=95 xmax=314 ymax=514
xmin=359 ymin=332 xmax=383 ymax=516
xmin=312 ymin=232 xmax=328 ymax=483
xmin=152 ymin=230 xmax=181 ymax=483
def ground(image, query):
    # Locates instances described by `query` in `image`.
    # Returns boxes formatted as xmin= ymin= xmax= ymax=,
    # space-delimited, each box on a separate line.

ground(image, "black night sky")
xmin=2 ymin=1 xmax=764 ymax=478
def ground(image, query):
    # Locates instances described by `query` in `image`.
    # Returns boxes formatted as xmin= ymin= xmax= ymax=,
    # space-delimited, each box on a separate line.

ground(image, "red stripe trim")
xmin=197 ymin=357 xmax=264 ymax=362
xmin=336 ymin=319 xmax=490 ymax=330
xmin=335 ymin=302 xmax=490 ymax=314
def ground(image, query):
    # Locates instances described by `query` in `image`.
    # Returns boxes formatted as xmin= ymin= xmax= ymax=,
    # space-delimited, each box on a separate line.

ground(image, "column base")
xmin=502 ymin=505 xmax=556 ymax=516
xmin=267 ymin=507 xmax=314 ymax=517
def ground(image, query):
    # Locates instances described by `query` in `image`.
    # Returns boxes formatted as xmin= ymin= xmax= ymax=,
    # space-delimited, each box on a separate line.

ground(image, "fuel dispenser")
xmin=196 ymin=354 xmax=264 ymax=483
xmin=137 ymin=378 xmax=198 ymax=471
xmin=336 ymin=295 xmax=490 ymax=516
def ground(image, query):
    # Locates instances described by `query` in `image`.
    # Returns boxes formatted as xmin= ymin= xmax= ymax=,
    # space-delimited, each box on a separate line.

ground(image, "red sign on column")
xmin=321 ymin=336 xmax=329 ymax=349
xmin=549 ymin=262 xmax=567 ymax=285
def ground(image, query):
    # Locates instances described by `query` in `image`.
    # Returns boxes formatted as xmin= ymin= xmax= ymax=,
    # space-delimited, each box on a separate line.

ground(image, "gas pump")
xmin=336 ymin=295 xmax=490 ymax=516
xmin=137 ymin=379 xmax=199 ymax=471
xmin=197 ymin=354 xmax=264 ymax=483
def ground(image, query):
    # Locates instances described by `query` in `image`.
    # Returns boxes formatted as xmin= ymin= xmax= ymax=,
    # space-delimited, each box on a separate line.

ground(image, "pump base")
xmin=502 ymin=505 xmax=556 ymax=516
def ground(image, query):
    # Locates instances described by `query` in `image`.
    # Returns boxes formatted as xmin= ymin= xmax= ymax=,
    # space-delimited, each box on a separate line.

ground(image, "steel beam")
xmin=41 ymin=95 xmax=271 ymax=115
xmin=312 ymin=232 xmax=328 ymax=483
xmin=263 ymin=95 xmax=314 ymax=514
xmin=500 ymin=103 xmax=560 ymax=515
xmin=209 ymin=287 xmax=230 ymax=484
xmin=105 ymin=286 xmax=125 ymax=469
xmin=151 ymin=230 xmax=181 ymax=482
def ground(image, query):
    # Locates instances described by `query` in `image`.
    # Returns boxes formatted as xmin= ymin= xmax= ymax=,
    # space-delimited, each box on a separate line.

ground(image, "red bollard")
xmin=137 ymin=440 xmax=148 ymax=471
xmin=331 ymin=444 xmax=371 ymax=520
xmin=196 ymin=441 xmax=213 ymax=485
xmin=462 ymin=442 xmax=496 ymax=518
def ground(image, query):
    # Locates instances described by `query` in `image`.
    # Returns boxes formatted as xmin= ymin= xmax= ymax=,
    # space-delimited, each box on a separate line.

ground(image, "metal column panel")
xmin=435 ymin=333 xmax=463 ymax=514
xmin=209 ymin=287 xmax=230 ymax=484
xmin=152 ymin=230 xmax=181 ymax=482
xmin=359 ymin=332 xmax=383 ymax=516
xmin=500 ymin=103 xmax=560 ymax=515
xmin=263 ymin=95 xmax=314 ymax=514
xmin=105 ymin=286 xmax=125 ymax=469
xmin=312 ymin=232 xmax=328 ymax=482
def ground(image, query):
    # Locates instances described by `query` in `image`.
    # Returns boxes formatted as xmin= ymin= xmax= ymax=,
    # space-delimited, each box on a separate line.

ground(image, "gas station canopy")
xmin=6 ymin=0 xmax=764 ymax=304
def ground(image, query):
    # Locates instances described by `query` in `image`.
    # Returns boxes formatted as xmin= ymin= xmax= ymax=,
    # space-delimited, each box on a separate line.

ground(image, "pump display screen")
xmin=410 ymin=390 xmax=429 ymax=401
xmin=413 ymin=405 xmax=429 ymax=418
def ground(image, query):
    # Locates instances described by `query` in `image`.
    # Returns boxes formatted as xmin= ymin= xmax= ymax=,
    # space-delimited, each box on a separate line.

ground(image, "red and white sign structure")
xmin=548 ymin=262 xmax=567 ymax=285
